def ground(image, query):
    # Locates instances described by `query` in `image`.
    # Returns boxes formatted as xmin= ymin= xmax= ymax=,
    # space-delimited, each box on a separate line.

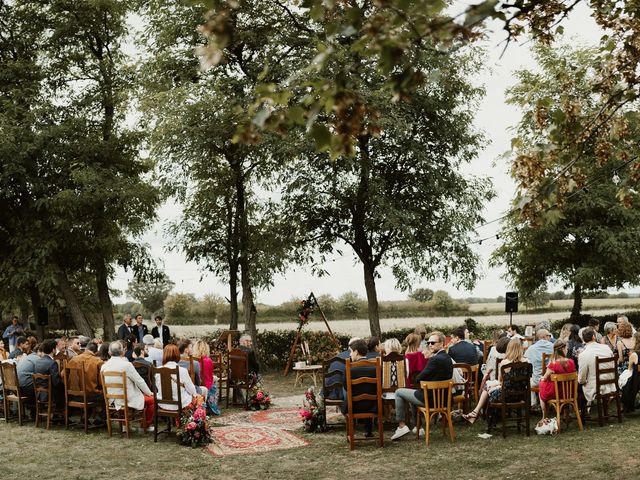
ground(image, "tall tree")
xmin=139 ymin=0 xmax=306 ymax=345
xmin=127 ymin=272 xmax=174 ymax=314
xmin=283 ymin=35 xmax=494 ymax=337
xmin=492 ymin=44 xmax=640 ymax=320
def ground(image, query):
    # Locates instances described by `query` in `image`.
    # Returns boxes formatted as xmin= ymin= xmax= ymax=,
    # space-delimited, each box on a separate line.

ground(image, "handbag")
xmin=535 ymin=417 xmax=558 ymax=435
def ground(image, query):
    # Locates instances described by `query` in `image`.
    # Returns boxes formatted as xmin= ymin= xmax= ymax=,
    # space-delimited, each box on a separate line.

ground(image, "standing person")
xmin=117 ymin=314 xmax=133 ymax=340
xmin=3 ymin=316 xmax=25 ymax=353
xmin=101 ymin=341 xmax=154 ymax=431
xmin=132 ymin=314 xmax=148 ymax=345
xmin=151 ymin=315 xmax=170 ymax=346
xmin=391 ymin=331 xmax=453 ymax=440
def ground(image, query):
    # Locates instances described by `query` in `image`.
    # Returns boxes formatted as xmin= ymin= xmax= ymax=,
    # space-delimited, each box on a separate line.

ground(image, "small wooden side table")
xmin=292 ymin=364 xmax=323 ymax=387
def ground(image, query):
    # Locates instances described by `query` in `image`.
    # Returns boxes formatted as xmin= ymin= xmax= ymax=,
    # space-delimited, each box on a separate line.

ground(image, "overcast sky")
xmin=112 ymin=3 xmax=605 ymax=305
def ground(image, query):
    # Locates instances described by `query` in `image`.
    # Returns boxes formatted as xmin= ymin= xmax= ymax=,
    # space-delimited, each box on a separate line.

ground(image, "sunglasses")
xmin=426 ymin=341 xmax=439 ymax=345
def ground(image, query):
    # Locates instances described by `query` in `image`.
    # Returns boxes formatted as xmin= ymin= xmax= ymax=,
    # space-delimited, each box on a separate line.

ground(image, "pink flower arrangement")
xmin=186 ymin=422 xmax=197 ymax=431
xmin=300 ymin=387 xmax=326 ymax=432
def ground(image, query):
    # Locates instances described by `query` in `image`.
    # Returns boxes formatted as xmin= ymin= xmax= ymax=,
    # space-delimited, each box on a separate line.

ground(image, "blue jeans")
xmin=394 ymin=388 xmax=424 ymax=423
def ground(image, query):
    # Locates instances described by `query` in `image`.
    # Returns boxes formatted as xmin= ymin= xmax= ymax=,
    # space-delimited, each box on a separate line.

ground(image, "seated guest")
xmin=55 ymin=338 xmax=67 ymax=356
xmin=404 ymin=333 xmax=427 ymax=387
xmin=524 ymin=328 xmax=554 ymax=393
xmin=482 ymin=336 xmax=510 ymax=384
xmin=622 ymin=332 xmax=640 ymax=412
xmin=341 ymin=339 xmax=378 ymax=437
xmin=66 ymin=336 xmax=82 ymax=359
xmin=145 ymin=335 xmax=163 ymax=366
xmin=414 ymin=326 xmax=427 ymax=352
xmin=578 ymin=328 xmax=616 ymax=407
xmin=324 ymin=337 xmax=361 ymax=401
xmin=601 ymin=321 xmax=620 ymax=361
xmin=68 ymin=341 xmax=105 ymax=401
xmin=19 ymin=340 xmax=65 ymax=407
xmin=155 ymin=344 xmax=199 ymax=410
xmin=463 ymin=338 xmax=527 ymax=424
xmin=448 ymin=326 xmax=479 ymax=365
xmin=506 ymin=324 xmax=523 ymax=340
xmin=366 ymin=337 xmax=381 ymax=358
xmin=391 ymin=331 xmax=453 ymax=440
xmin=101 ymin=341 xmax=154 ymax=430
xmin=8 ymin=336 xmax=29 ymax=361
xmin=194 ymin=340 xmax=220 ymax=415
xmin=0 ymin=341 xmax=7 ymax=360
xmin=178 ymin=339 xmax=201 ymax=386
xmin=558 ymin=323 xmax=573 ymax=342
xmin=78 ymin=335 xmax=91 ymax=352
xmin=124 ymin=334 xmax=137 ymax=362
xmin=383 ymin=338 xmax=402 ymax=355
xmin=567 ymin=324 xmax=585 ymax=367
xmin=538 ymin=339 xmax=576 ymax=418
xmin=617 ymin=321 xmax=635 ymax=374
xmin=97 ymin=343 xmax=111 ymax=362
xmin=131 ymin=345 xmax=153 ymax=389
xmin=579 ymin=317 xmax=602 ymax=343
xmin=238 ymin=334 xmax=260 ymax=377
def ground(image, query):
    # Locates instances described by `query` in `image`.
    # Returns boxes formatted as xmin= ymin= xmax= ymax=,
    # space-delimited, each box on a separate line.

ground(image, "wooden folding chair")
xmin=101 ymin=370 xmax=147 ymax=438
xmin=153 ymin=364 xmax=183 ymax=443
xmin=226 ymin=348 xmax=249 ymax=409
xmin=594 ymin=355 xmax=622 ymax=426
xmin=32 ymin=373 xmax=53 ymax=429
xmin=64 ymin=363 xmax=97 ymax=433
xmin=531 ymin=352 xmax=551 ymax=398
xmin=132 ymin=361 xmax=153 ymax=389
xmin=544 ymin=372 xmax=583 ymax=432
xmin=452 ymin=363 xmax=473 ymax=413
xmin=487 ymin=361 xmax=532 ymax=438
xmin=1 ymin=361 xmax=30 ymax=425
xmin=321 ymin=356 xmax=346 ymax=430
xmin=344 ymin=357 xmax=383 ymax=450
xmin=416 ymin=380 xmax=455 ymax=446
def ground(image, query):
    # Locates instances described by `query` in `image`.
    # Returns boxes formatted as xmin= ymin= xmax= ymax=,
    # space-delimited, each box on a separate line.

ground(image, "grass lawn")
xmin=3 ymin=372 xmax=639 ymax=480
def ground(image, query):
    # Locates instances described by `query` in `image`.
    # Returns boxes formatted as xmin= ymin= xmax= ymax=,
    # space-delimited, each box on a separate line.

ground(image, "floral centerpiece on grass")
xmin=176 ymin=403 xmax=213 ymax=448
xmin=299 ymin=386 xmax=326 ymax=432
xmin=248 ymin=383 xmax=272 ymax=410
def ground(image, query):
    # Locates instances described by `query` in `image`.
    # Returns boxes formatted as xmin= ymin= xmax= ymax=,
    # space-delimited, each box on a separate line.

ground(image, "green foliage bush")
xmin=164 ymin=293 xmax=197 ymax=319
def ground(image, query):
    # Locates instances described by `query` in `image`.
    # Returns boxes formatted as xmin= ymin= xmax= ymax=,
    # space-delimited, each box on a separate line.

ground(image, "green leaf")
xmin=310 ymin=123 xmax=332 ymax=151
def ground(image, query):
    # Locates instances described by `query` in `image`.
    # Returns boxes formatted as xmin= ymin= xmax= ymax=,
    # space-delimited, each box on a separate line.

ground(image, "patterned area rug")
xmin=207 ymin=425 xmax=308 ymax=457
xmin=222 ymin=407 xmax=304 ymax=431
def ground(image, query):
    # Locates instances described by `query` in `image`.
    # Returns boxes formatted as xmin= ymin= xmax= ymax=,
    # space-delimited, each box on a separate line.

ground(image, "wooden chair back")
xmin=32 ymin=373 xmax=53 ymax=429
xmin=1 ymin=361 xmax=28 ymax=425
xmin=132 ymin=361 xmax=153 ymax=389
xmin=101 ymin=370 xmax=145 ymax=437
xmin=322 ymin=356 xmax=346 ymax=403
xmin=417 ymin=380 xmax=455 ymax=446
xmin=549 ymin=372 xmax=583 ymax=432
xmin=595 ymin=355 xmax=619 ymax=395
xmin=54 ymin=352 xmax=69 ymax=378
xmin=452 ymin=363 xmax=473 ymax=411
xmin=152 ymin=364 xmax=182 ymax=442
xmin=483 ymin=341 xmax=492 ymax=365
xmin=226 ymin=349 xmax=250 ymax=409
xmin=487 ymin=361 xmax=532 ymax=438
xmin=344 ymin=357 xmax=383 ymax=450
xmin=381 ymin=352 xmax=406 ymax=391
xmin=541 ymin=352 xmax=551 ymax=376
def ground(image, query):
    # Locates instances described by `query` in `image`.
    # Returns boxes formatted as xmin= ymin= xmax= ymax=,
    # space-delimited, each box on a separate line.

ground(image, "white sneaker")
xmin=391 ymin=425 xmax=410 ymax=441
xmin=411 ymin=426 xmax=425 ymax=437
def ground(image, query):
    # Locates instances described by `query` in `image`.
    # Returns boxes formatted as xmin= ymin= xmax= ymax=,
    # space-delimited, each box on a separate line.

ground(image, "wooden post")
xmin=283 ymin=326 xmax=302 ymax=377
xmin=310 ymin=292 xmax=340 ymax=348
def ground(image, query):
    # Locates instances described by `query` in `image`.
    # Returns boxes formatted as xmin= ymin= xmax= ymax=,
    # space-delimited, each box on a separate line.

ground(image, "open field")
xmin=468 ymin=297 xmax=640 ymax=312
xmin=3 ymin=372 xmax=640 ymax=480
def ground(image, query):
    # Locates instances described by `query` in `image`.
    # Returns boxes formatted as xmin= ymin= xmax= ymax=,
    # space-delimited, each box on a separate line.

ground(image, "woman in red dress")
xmin=538 ymin=339 xmax=576 ymax=418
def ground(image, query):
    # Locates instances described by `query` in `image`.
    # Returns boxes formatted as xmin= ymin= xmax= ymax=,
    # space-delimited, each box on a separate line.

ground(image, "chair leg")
xmin=154 ymin=411 xmax=159 ymax=443
xmin=425 ymin=412 xmax=431 ymax=447
xmin=616 ymin=395 xmax=623 ymax=423
xmin=574 ymin=401 xmax=584 ymax=431
xmin=556 ymin=405 xmax=562 ymax=434
xmin=17 ymin=399 xmax=23 ymax=426
xmin=447 ymin=413 xmax=455 ymax=442
xmin=347 ymin=416 xmax=354 ymax=450
xmin=35 ymin=400 xmax=40 ymax=428
xmin=378 ymin=413 xmax=384 ymax=447
xmin=501 ymin=406 xmax=506 ymax=439
xmin=597 ymin=397 xmax=604 ymax=427
xmin=84 ymin=407 xmax=89 ymax=434
xmin=46 ymin=401 xmax=52 ymax=430
xmin=525 ymin=405 xmax=530 ymax=436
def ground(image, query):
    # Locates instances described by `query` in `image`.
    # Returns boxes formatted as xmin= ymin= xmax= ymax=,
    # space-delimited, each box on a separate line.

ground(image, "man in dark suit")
xmin=117 ymin=314 xmax=133 ymax=340
xmin=447 ymin=326 xmax=480 ymax=365
xmin=132 ymin=314 xmax=149 ymax=344
xmin=391 ymin=331 xmax=453 ymax=440
xmin=341 ymin=339 xmax=378 ymax=436
xmin=151 ymin=315 xmax=170 ymax=346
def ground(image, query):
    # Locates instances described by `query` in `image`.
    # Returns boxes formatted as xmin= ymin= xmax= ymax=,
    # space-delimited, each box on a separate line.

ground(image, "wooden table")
xmin=292 ymin=364 xmax=323 ymax=387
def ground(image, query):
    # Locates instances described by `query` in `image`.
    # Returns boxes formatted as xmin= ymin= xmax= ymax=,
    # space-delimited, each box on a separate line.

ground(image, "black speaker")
xmin=37 ymin=306 xmax=49 ymax=326
xmin=505 ymin=292 xmax=518 ymax=313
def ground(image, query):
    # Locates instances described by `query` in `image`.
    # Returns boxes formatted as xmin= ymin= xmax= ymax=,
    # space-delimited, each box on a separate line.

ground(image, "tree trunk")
xmin=55 ymin=266 xmax=94 ymax=337
xmin=229 ymin=265 xmax=239 ymax=330
xmin=363 ymin=262 xmax=381 ymax=337
xmin=96 ymin=262 xmax=115 ymax=341
xmin=571 ymin=283 xmax=582 ymax=322
xmin=29 ymin=286 xmax=43 ymax=340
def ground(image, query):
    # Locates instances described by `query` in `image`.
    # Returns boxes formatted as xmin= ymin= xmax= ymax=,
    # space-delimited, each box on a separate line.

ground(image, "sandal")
xmin=462 ymin=411 xmax=478 ymax=424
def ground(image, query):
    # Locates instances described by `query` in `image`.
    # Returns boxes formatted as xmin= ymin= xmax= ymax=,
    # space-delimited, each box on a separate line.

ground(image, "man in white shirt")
xmin=101 ymin=341 xmax=154 ymax=430
xmin=578 ymin=328 xmax=617 ymax=406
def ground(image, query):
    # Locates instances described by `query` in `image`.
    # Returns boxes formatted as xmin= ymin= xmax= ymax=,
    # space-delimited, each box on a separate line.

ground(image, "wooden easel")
xmin=283 ymin=292 xmax=340 ymax=376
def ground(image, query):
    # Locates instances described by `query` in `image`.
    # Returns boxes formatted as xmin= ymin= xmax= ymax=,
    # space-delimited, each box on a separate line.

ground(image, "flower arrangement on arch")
xmin=248 ymin=383 xmax=272 ymax=410
xmin=296 ymin=298 xmax=316 ymax=328
xmin=176 ymin=403 xmax=213 ymax=448
xmin=299 ymin=386 xmax=326 ymax=432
